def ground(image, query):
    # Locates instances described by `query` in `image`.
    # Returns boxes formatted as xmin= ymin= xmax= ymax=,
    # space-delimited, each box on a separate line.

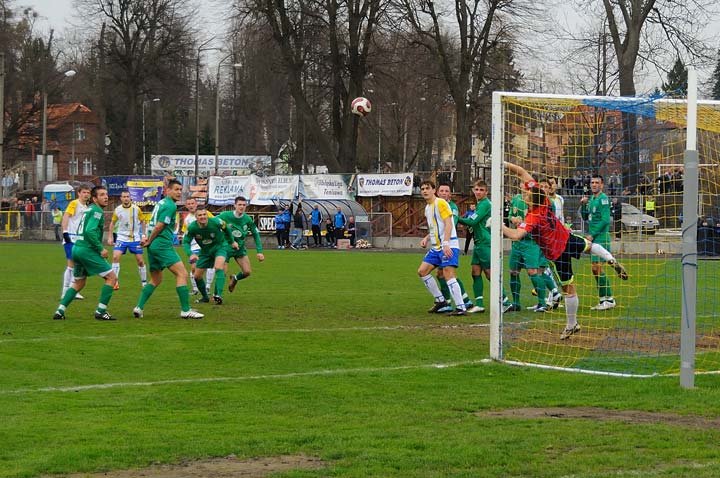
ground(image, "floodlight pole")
xmin=680 ymin=67 xmax=698 ymax=389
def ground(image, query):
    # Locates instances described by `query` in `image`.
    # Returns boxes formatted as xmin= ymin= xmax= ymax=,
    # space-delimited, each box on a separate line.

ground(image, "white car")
xmin=620 ymin=203 xmax=660 ymax=234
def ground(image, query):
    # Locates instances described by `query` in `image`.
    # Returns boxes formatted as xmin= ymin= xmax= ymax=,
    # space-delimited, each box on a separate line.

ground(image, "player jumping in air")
xmin=502 ymin=163 xmax=628 ymax=340
xmin=53 ymin=186 xmax=117 ymax=321
xmin=133 ymin=179 xmax=204 ymax=319
xmin=107 ymin=190 xmax=147 ymax=290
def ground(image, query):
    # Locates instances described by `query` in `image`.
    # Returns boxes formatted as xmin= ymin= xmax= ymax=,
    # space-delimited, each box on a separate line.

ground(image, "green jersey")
xmin=581 ymin=192 xmax=611 ymax=237
xmin=182 ymin=216 xmax=233 ymax=255
xmin=217 ymin=211 xmax=264 ymax=253
xmin=74 ymin=203 xmax=105 ymax=253
xmin=508 ymin=194 xmax=533 ymax=242
xmin=148 ymin=197 xmax=178 ymax=245
xmin=448 ymin=200 xmax=460 ymax=226
xmin=459 ymin=197 xmax=491 ymax=244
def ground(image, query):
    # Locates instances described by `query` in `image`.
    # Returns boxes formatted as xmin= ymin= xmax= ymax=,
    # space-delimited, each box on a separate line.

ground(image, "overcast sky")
xmin=24 ymin=0 xmax=720 ymax=96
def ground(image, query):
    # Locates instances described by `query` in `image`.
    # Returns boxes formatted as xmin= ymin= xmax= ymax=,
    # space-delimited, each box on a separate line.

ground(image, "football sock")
xmin=446 ymin=278 xmax=465 ymax=310
xmin=176 ymin=285 xmax=191 ymax=312
xmin=195 ymin=278 xmax=209 ymax=300
xmin=205 ymin=268 xmax=215 ymax=289
xmin=137 ymin=284 xmax=156 ymax=309
xmin=138 ymin=265 xmax=147 ymax=284
xmin=438 ymin=277 xmax=451 ymax=301
xmin=420 ymin=274 xmax=445 ymax=302
xmin=472 ymin=275 xmax=484 ymax=306
xmin=214 ymin=270 xmax=225 ymax=297
xmin=543 ymin=267 xmax=558 ymax=291
xmin=530 ymin=274 xmax=546 ymax=305
xmin=60 ymin=287 xmax=78 ymax=308
xmin=190 ymin=275 xmax=198 ymax=291
xmin=96 ymin=284 xmax=114 ymax=314
xmin=111 ymin=263 xmax=120 ymax=280
xmin=509 ymin=273 xmax=521 ymax=305
xmin=566 ymin=294 xmax=579 ymax=327
xmin=234 ymin=272 xmax=248 ymax=281
xmin=62 ymin=266 xmax=73 ymax=295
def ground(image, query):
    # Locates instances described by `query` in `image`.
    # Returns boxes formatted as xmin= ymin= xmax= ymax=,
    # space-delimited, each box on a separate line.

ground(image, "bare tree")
xmin=75 ymin=0 xmax=196 ymax=174
xmin=398 ymin=0 xmax=541 ymax=189
xmin=233 ymin=0 xmax=383 ymax=172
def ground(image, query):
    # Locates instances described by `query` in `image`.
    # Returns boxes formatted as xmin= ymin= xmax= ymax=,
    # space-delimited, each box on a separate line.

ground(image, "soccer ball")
xmin=351 ymin=97 xmax=372 ymax=117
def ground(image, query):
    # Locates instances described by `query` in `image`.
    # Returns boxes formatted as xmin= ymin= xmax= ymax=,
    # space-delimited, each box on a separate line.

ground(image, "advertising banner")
xmin=356 ymin=173 xmax=414 ymax=197
xmin=207 ymin=175 xmax=299 ymax=206
xmin=126 ymin=178 xmax=164 ymax=206
xmin=300 ymin=175 xmax=353 ymax=200
xmin=151 ymin=155 xmax=271 ymax=176
xmin=207 ymin=176 xmax=251 ymax=206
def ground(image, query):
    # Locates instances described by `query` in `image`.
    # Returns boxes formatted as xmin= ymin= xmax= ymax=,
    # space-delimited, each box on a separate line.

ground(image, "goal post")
xmin=489 ymin=86 xmax=720 ymax=381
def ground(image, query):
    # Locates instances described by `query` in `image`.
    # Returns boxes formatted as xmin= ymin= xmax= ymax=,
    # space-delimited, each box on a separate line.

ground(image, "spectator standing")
xmin=24 ymin=199 xmax=36 ymax=229
xmin=333 ymin=208 xmax=346 ymax=246
xmin=347 ymin=216 xmax=356 ymax=246
xmin=611 ymin=197 xmax=622 ymax=239
xmin=310 ymin=205 xmax=322 ymax=247
xmin=645 ymin=196 xmax=656 ymax=217
xmin=325 ymin=218 xmax=336 ymax=247
xmin=290 ymin=202 xmax=307 ymax=250
xmin=274 ymin=207 xmax=286 ymax=249
xmin=52 ymin=207 xmax=63 ymax=241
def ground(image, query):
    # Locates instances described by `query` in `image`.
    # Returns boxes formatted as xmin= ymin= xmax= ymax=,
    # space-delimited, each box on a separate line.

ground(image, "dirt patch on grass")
xmin=57 ymin=454 xmax=325 ymax=478
xmin=477 ymin=407 xmax=720 ymax=429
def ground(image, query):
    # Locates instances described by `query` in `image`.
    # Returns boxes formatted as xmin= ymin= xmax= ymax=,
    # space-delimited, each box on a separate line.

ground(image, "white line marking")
xmin=0 ymin=323 xmax=490 ymax=345
xmin=0 ymin=360 xmax=492 ymax=394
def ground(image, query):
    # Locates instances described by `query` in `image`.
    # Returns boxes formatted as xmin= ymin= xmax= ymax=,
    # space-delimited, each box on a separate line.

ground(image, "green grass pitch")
xmin=2 ymin=242 xmax=720 ymax=477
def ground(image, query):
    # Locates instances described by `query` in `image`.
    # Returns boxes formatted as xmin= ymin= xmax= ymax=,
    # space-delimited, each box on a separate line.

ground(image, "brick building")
xmin=11 ymin=102 xmax=101 ymax=191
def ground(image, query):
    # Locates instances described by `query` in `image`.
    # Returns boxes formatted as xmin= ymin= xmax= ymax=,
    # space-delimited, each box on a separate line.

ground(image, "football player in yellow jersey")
xmin=417 ymin=180 xmax=467 ymax=316
xmin=107 ymin=191 xmax=147 ymax=290
xmin=60 ymin=185 xmax=91 ymax=300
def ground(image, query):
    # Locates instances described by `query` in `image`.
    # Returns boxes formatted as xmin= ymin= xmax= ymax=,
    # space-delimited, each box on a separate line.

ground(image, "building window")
xmin=82 ymin=157 xmax=93 ymax=175
xmin=75 ymin=126 xmax=86 ymax=141
xmin=69 ymin=158 xmax=79 ymax=176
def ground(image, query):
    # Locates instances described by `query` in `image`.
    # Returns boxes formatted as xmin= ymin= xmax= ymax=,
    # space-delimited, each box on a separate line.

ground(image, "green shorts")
xmin=148 ymin=240 xmax=182 ymax=271
xmin=509 ymin=239 xmax=548 ymax=270
xmin=226 ymin=243 xmax=248 ymax=260
xmin=590 ymin=232 xmax=611 ymax=263
xmin=196 ymin=247 xmax=229 ymax=269
xmin=472 ymin=242 xmax=490 ymax=269
xmin=72 ymin=245 xmax=112 ymax=278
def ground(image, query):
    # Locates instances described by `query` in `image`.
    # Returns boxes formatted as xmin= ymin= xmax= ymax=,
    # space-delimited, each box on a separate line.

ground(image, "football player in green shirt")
xmin=53 ymin=186 xmax=118 ymax=321
xmin=580 ymin=174 xmax=616 ymax=310
xmin=134 ymin=179 xmax=203 ymax=319
xmin=217 ymin=196 xmax=265 ymax=293
xmin=458 ymin=180 xmax=510 ymax=312
xmin=183 ymin=207 xmax=237 ymax=305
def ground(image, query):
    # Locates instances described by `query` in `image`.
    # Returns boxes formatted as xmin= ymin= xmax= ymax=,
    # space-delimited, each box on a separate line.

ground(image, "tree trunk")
xmin=618 ymin=63 xmax=639 ymax=192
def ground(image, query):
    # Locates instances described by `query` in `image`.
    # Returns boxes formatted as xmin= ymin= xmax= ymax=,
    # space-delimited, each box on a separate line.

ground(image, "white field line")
xmin=0 ymin=359 xmax=492 ymax=394
xmin=0 ymin=323 xmax=490 ymax=345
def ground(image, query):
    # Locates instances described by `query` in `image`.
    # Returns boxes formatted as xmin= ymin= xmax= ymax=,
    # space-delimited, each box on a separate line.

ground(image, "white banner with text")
xmin=356 ymin=173 xmax=414 ymax=197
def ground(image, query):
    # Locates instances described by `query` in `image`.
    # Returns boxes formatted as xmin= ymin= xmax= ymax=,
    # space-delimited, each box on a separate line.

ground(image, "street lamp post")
xmin=0 ymin=53 xmax=5 ymax=196
xmin=142 ymin=97 xmax=160 ymax=175
xmin=377 ymin=102 xmax=397 ymax=173
xmin=214 ymin=55 xmax=241 ymax=176
xmin=40 ymin=69 xmax=76 ymax=188
xmin=194 ymin=40 xmax=220 ymax=178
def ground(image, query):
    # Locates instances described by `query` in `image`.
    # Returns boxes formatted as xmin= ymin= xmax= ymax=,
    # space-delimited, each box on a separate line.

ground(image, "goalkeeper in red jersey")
xmin=502 ymin=163 xmax=628 ymax=340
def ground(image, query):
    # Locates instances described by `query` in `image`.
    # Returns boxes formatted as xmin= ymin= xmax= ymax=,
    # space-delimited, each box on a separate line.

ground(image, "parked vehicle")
xmin=621 ymin=203 xmax=659 ymax=234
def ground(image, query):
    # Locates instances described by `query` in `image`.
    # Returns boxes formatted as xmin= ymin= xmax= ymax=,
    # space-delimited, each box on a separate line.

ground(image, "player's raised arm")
xmin=504 ymin=162 xmax=534 ymax=184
